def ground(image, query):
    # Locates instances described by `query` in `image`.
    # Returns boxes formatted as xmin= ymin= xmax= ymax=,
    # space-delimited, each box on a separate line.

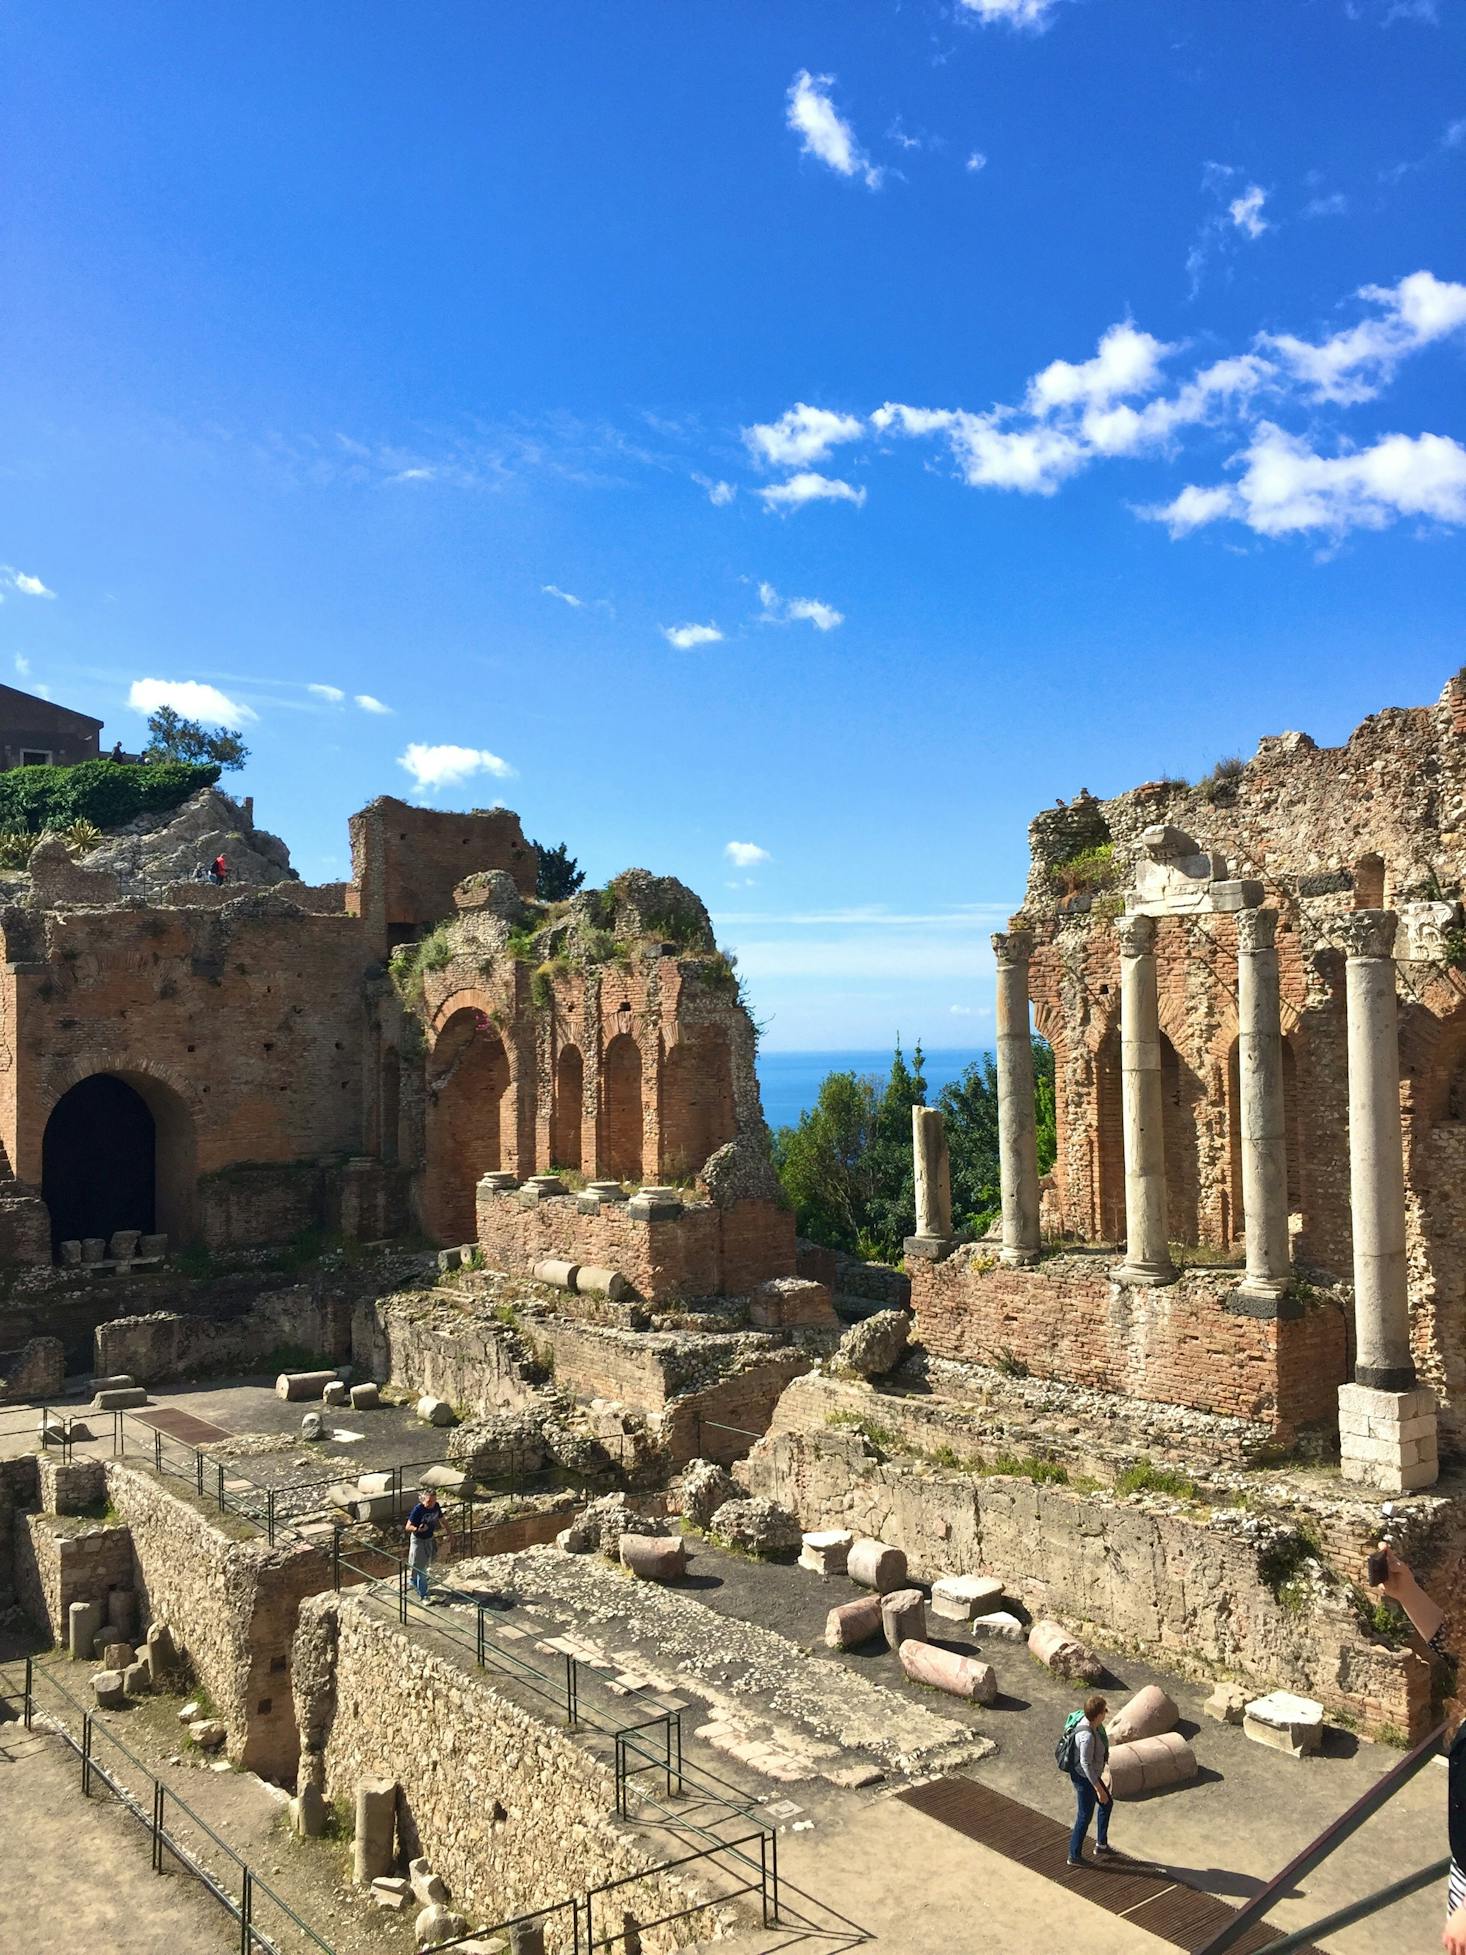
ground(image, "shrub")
xmin=1199 ymin=754 xmax=1245 ymax=804
xmin=531 ymin=962 xmax=555 ymax=1009
xmin=0 ymin=830 xmax=31 ymax=869
xmin=62 ymin=818 xmax=103 ymax=854
xmin=1048 ymin=843 xmax=1117 ymax=898
xmin=0 ymin=758 xmax=218 ymax=835
xmin=1115 ymin=1459 xmax=1198 ymax=1500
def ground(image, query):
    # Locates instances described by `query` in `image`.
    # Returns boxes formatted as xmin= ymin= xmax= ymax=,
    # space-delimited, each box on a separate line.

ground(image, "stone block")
xmin=300 ymin=1411 xmax=325 ymax=1441
xmin=108 ymin=1230 xmax=140 ymax=1262
xmin=969 ymin=1610 xmax=1026 ymax=1643
xmin=69 ymin=1599 xmax=104 ymax=1662
xmin=416 ymin=1904 xmax=468 ymax=1947
xmin=187 ymin=1719 xmax=226 ymax=1750
xmin=1027 ymin=1619 xmax=1103 ymax=1682
xmin=508 ymin=1926 xmax=546 ymax=1955
xmin=122 ymin=1660 xmax=151 ymax=1696
xmin=322 ymin=1380 xmax=348 ymax=1407
xmin=144 ymin=1621 xmax=177 ymax=1679
xmin=749 ymin=1276 xmax=837 ymax=1329
xmin=584 ymin=1180 xmax=627 ymax=1203
xmin=353 ymin=1776 xmax=398 ymax=1883
xmin=93 ymin=1386 xmax=147 ymax=1410
xmin=824 ymin=1595 xmax=885 ymax=1650
xmin=1107 ymin=1684 xmax=1179 ymax=1746
xmin=349 ymin=1382 xmax=381 ymax=1410
xmin=898 ymin=1638 xmax=997 ymax=1704
xmin=92 ymin=1669 xmax=125 ymax=1709
xmin=101 ymin=1641 xmax=136 ymax=1672
xmin=291 ymin=1784 xmax=326 ymax=1838
xmin=1205 ymin=1682 xmax=1248 ymax=1725
xmin=81 ymin=1238 xmax=105 ymax=1264
xmin=846 ymin=1537 xmax=908 ymax=1594
xmin=138 ymin=1233 xmax=167 ymax=1259
xmin=532 ymin=1258 xmax=578 ymax=1289
xmin=420 ymin=1464 xmax=468 ymax=1493
xmin=798 ymin=1529 xmax=853 ymax=1576
xmin=91 ymin=1374 xmax=137 ymax=1394
xmin=625 ymin=1187 xmax=684 ymax=1222
xmin=277 ymin=1370 xmax=338 ymax=1401
xmin=1107 ymin=1732 xmax=1197 ymax=1796
xmin=930 ymin=1574 xmax=1005 ymax=1622
xmin=371 ymin=1877 xmax=411 ymax=1910
xmin=409 ymin=1856 xmax=449 ymax=1906
xmin=106 ymin=1588 xmax=138 ymax=1635
xmin=1243 ymin=1691 xmax=1324 ymax=1757
xmin=417 ymin=1396 xmax=458 ymax=1428
xmin=619 ymin=1533 xmax=689 ymax=1582
xmin=880 ymin=1588 xmax=927 ymax=1650
xmin=437 ymin=1246 xmax=463 ymax=1272
xmin=574 ymin=1263 xmax=631 ymax=1301
xmin=60 ymin=1239 xmax=81 ymax=1266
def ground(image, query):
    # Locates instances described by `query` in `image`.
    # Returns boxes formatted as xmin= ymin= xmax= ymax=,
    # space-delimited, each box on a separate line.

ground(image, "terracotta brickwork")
xmin=1003 ymin=672 xmax=1466 ymax=1452
xmin=912 ymin=1251 xmax=1346 ymax=1435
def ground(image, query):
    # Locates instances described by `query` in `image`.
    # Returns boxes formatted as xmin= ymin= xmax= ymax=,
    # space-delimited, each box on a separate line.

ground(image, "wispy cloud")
xmin=396 ymin=742 xmax=515 ymax=797
xmin=786 ymin=71 xmax=883 ymax=190
xmin=966 ymin=150 xmax=988 ymax=173
xmin=541 ymin=583 xmax=584 ymax=608
xmin=1228 ymin=183 xmax=1270 ymax=238
xmin=355 ymin=694 xmax=393 ymax=715
xmin=725 ymin=840 xmax=772 ymax=869
xmin=695 ymin=475 xmax=737 ymax=506
xmin=957 ymin=0 xmax=1062 ymax=30
xmin=757 ymin=581 xmax=844 ymax=631
xmin=128 ymin=678 xmax=258 ymax=725
xmin=1302 ymin=191 xmax=1349 ymax=218
xmin=307 ymin=682 xmax=345 ymax=703
xmin=1 ymin=566 xmax=55 ymax=599
xmin=745 ymin=404 xmax=866 ymax=469
xmin=758 ymin=471 xmax=867 ymax=513
xmin=662 ymin=621 xmax=724 ymax=650
xmin=1188 ymin=163 xmax=1273 ymax=296
xmin=1259 ymin=268 xmax=1466 ymax=402
xmin=13 ymin=654 xmax=30 ymax=678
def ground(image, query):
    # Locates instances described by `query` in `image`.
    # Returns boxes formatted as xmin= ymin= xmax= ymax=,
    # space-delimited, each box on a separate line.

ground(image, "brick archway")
xmin=551 ymin=1044 xmax=584 ymax=1173
xmin=600 ymin=1033 xmax=643 ymax=1183
xmin=424 ymin=1008 xmax=510 ymax=1243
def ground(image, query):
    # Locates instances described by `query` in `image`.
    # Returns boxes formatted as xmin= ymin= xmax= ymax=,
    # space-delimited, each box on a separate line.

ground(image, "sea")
xmin=755 ymin=1048 xmax=989 ymax=1132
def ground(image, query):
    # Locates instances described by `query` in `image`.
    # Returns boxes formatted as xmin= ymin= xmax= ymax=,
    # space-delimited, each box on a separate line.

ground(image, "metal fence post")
xmin=476 ymin=1604 xmax=486 ymax=1670
xmin=565 ymin=1652 xmax=578 ymax=1728
xmin=196 ymin=1447 xmax=204 ymax=1495
xmin=398 ymin=1560 xmax=407 ymax=1623
xmin=115 ymin=1408 xmax=124 ymax=1455
xmin=332 ymin=1526 xmax=341 ymax=1591
xmin=266 ymin=1488 xmax=276 ymax=1547
xmin=216 ymin=1460 xmax=224 ymax=1511
xmin=23 ymin=1653 xmax=32 ymax=1730
xmin=760 ymin=1832 xmax=769 ymax=1928
xmin=771 ymin=1827 xmax=779 ymax=1924
xmin=152 ymin=1780 xmax=164 ymax=1872
xmin=154 ymin=1428 xmax=163 ymax=1472
xmin=81 ymin=1712 xmax=92 ymax=1796
xmin=239 ymin=1866 xmax=252 ymax=1954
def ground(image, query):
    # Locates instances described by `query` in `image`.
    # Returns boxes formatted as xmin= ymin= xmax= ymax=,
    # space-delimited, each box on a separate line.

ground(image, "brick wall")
xmin=912 ymin=1252 xmax=1347 ymax=1435
xmin=348 ymin=796 xmax=537 ymax=934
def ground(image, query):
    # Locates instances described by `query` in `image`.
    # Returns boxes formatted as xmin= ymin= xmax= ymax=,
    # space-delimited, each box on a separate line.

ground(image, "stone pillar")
xmin=1233 ymin=907 xmax=1290 ymax=1305
xmin=1336 ymin=910 xmax=1437 ymax=1491
xmin=1111 ymin=914 xmax=1176 ymax=1286
xmin=905 ymin=1106 xmax=954 ymax=1263
xmin=992 ymin=929 xmax=1042 ymax=1267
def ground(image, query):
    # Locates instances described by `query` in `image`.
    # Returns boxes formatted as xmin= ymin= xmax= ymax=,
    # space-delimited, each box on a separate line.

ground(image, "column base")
xmin=904 ymin=1234 xmax=956 ymax=1264
xmin=1337 ymin=1382 xmax=1439 ymax=1493
xmin=999 ymin=1246 xmax=1041 ymax=1269
xmin=1355 ymin=1362 xmax=1418 ymax=1393
xmin=1225 ymin=1276 xmax=1301 ymax=1321
xmin=1109 ymin=1258 xmax=1178 ymax=1288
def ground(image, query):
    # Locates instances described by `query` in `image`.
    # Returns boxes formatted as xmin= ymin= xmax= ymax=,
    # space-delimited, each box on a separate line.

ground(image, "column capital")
xmin=991 ymin=927 xmax=1035 ymax=966
xmin=1114 ymin=913 xmax=1157 ymax=958
xmin=1235 ymin=906 xmax=1277 ymax=954
xmin=1336 ymin=910 xmax=1398 ymax=961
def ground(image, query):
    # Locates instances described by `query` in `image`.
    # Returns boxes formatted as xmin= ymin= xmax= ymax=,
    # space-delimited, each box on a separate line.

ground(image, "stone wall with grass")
xmin=13 ymin=1509 xmax=134 ymax=1641
xmin=292 ymin=1590 xmax=717 ymax=1946
xmin=747 ymin=1371 xmax=1431 ymax=1738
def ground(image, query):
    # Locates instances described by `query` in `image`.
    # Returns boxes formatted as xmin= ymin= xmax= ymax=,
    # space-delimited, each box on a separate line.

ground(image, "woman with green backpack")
xmin=1059 ymin=1694 xmax=1113 ymax=1866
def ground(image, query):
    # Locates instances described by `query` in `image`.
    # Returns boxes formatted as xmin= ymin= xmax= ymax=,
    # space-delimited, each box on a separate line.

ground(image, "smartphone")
xmin=1366 ymin=1549 xmax=1390 ymax=1585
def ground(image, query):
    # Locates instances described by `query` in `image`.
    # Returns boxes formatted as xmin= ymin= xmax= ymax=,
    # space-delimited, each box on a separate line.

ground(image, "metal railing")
xmin=583 ymin=1830 xmax=779 ymax=1952
xmin=1195 ymin=1718 xmax=1451 ymax=1954
xmin=692 ymin=1414 xmax=764 ymax=1462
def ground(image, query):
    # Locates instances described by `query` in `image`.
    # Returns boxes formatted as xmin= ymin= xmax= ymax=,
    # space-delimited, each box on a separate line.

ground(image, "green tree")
xmin=771 ymin=1070 xmax=879 ymax=1250
xmin=532 ymin=838 xmax=585 ymax=901
xmin=145 ymin=706 xmax=249 ymax=771
xmin=862 ymin=1039 xmax=927 ymax=1259
xmin=937 ymin=1036 xmax=1056 ymax=1236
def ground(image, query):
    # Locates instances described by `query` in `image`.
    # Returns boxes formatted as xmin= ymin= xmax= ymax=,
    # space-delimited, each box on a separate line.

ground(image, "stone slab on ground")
xmin=1243 ymin=1690 xmax=1324 ymax=1757
xmin=931 ymin=1574 xmax=1006 ymax=1622
xmin=798 ymin=1529 xmax=853 ymax=1576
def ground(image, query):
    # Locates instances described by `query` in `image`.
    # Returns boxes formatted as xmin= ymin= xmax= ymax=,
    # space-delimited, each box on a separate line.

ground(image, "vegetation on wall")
xmin=772 ymin=1037 xmax=1057 ymax=1261
xmin=1048 ymin=842 xmax=1117 ymax=899
xmin=531 ymin=838 xmax=585 ymax=901
xmin=0 ymin=757 xmax=220 ymax=838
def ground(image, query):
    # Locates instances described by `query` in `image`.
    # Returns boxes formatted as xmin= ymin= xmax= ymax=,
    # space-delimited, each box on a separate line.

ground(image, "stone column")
xmin=992 ymin=930 xmax=1041 ymax=1267
xmin=1111 ymin=914 xmax=1176 ymax=1286
xmin=1336 ymin=910 xmax=1437 ymax=1491
xmin=1234 ymin=906 xmax=1290 ymax=1304
xmin=905 ymin=1106 xmax=954 ymax=1263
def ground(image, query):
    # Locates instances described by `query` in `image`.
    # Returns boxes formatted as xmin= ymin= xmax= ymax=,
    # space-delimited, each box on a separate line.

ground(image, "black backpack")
xmin=1055 ymin=1715 xmax=1081 ymax=1774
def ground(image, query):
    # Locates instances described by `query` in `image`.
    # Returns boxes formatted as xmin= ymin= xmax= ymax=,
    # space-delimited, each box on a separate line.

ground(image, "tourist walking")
xmin=1061 ymin=1693 xmax=1113 ymax=1866
xmin=1368 ymin=1545 xmax=1464 ymax=1949
xmin=405 ymin=1487 xmax=449 ymax=1604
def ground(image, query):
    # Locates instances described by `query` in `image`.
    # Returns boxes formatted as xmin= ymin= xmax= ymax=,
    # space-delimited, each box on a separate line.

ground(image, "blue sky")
xmin=3 ymin=1 xmax=1464 ymax=1049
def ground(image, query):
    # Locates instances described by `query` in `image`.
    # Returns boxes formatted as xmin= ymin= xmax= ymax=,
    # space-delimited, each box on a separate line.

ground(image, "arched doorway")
xmin=659 ymin=1028 xmax=735 ymax=1180
xmin=43 ymin=1073 xmax=194 ymax=1259
xmin=425 ymin=1010 xmax=510 ymax=1242
xmin=551 ymin=1045 xmax=583 ymax=1172
xmin=1161 ymin=1033 xmax=1202 ymax=1246
xmin=600 ymin=1034 xmax=643 ymax=1182
xmin=1093 ymin=1026 xmax=1124 ymax=1242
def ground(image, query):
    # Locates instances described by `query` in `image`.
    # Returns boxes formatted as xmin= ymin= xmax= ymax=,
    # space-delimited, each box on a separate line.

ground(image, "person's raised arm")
xmin=1375 ymin=1544 xmax=1445 ymax=1644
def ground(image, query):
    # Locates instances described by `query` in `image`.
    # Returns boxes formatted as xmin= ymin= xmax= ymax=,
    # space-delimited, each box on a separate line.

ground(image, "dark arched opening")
xmin=43 ymin=1075 xmax=156 ymax=1259
xmin=551 ymin=1045 xmax=584 ymax=1173
xmin=1160 ymin=1033 xmax=1202 ymax=1246
xmin=659 ymin=1027 xmax=736 ymax=1180
xmin=424 ymin=1010 xmax=509 ymax=1243
xmin=600 ymin=1033 xmax=643 ymax=1182
xmin=1093 ymin=1026 xmax=1124 ymax=1243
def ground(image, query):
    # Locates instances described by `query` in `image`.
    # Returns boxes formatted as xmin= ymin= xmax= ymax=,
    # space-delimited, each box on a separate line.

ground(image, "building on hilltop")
xmin=0 ymin=682 xmax=103 ymax=771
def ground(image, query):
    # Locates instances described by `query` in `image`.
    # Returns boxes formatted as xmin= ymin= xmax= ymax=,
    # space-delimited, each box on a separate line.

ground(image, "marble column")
xmin=1234 ymin=906 xmax=1290 ymax=1302
xmin=1336 ymin=909 xmax=1437 ymax=1491
xmin=992 ymin=929 xmax=1041 ymax=1267
xmin=1111 ymin=913 xmax=1176 ymax=1286
xmin=905 ymin=1106 xmax=954 ymax=1262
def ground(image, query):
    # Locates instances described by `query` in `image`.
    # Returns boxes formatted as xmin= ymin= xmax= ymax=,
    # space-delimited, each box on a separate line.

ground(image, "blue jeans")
xmin=1069 ymin=1774 xmax=1110 ymax=1859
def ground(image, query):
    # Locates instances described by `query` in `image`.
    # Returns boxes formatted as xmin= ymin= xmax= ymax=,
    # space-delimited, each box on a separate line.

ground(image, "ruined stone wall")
xmin=0 ymin=1456 xmax=37 ymax=1609
xmin=475 ymin=1185 xmax=794 ymax=1303
xmin=103 ymin=1462 xmax=337 ymax=1779
xmin=348 ymin=797 xmax=537 ymax=935
xmin=911 ymin=1250 xmax=1346 ymax=1435
xmin=351 ymin=1298 xmax=540 ymax=1414
xmin=13 ymin=1511 xmax=134 ymax=1643
xmin=747 ymin=1403 xmax=1429 ymax=1738
xmin=293 ymin=1591 xmax=711 ymax=1946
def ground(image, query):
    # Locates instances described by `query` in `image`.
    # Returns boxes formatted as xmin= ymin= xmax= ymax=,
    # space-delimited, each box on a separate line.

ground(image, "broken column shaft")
xmin=992 ymin=928 xmax=1041 ymax=1267
xmin=905 ymin=1105 xmax=953 ymax=1262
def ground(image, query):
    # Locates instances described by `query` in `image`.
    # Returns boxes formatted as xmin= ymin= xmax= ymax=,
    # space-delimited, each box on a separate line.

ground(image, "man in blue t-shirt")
xmin=404 ymin=1487 xmax=450 ymax=1604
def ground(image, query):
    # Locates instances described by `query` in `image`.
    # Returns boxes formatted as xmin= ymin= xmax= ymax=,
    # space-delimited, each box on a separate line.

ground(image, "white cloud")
xmin=1446 ymin=118 xmax=1466 ymax=148
xmin=307 ymin=682 xmax=345 ymax=703
xmin=127 ymin=678 xmax=258 ymax=725
xmin=966 ymin=150 xmax=988 ymax=173
xmin=758 ymin=471 xmax=867 ymax=512
xmin=786 ymin=71 xmax=882 ymax=190
xmin=1145 ymin=423 xmax=1466 ymax=539
xmin=13 ymin=654 xmax=29 ymax=678
xmin=958 ymin=0 xmax=1059 ymax=29
xmin=2 ymin=567 xmax=55 ymax=598
xmin=725 ymin=840 xmax=772 ymax=869
xmin=744 ymin=403 xmax=866 ymax=468
xmin=757 ymin=582 xmax=845 ymax=631
xmin=1302 ymin=191 xmax=1349 ymax=218
xmin=33 ymin=682 xmax=50 ymax=699
xmin=541 ymin=583 xmax=584 ymax=608
xmin=1026 ymin=323 xmax=1175 ymax=415
xmin=1260 ymin=269 xmax=1466 ymax=403
xmin=355 ymin=693 xmax=393 ymax=714
xmin=1228 ymin=184 xmax=1270 ymax=238
xmin=662 ymin=621 xmax=724 ymax=650
xmin=949 ymin=1003 xmax=977 ymax=1016
xmin=696 ymin=476 xmax=737 ymax=506
xmin=396 ymin=742 xmax=515 ymax=797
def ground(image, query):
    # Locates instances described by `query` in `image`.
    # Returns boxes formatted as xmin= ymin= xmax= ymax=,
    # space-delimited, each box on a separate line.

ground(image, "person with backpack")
xmin=1059 ymin=1694 xmax=1113 ymax=1866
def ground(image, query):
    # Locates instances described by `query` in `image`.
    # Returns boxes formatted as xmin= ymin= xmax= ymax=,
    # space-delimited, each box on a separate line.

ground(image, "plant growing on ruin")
xmin=1115 ymin=1459 xmax=1198 ymax=1501
xmin=1198 ymin=754 xmax=1245 ymax=804
xmin=0 ymin=829 xmax=31 ymax=868
xmin=506 ymin=925 xmax=539 ymax=964
xmin=1048 ymin=843 xmax=1117 ymax=898
xmin=992 ymin=1346 xmax=1030 ymax=1378
xmin=0 ymin=757 xmax=218 ymax=837
xmin=530 ymin=837 xmax=585 ymax=901
xmin=61 ymin=817 xmax=103 ymax=854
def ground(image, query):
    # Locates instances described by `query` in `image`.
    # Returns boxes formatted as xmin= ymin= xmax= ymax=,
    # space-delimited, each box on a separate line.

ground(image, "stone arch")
xmin=659 ymin=1026 xmax=736 ymax=1180
xmin=424 ymin=1007 xmax=510 ymax=1243
xmin=551 ymin=1044 xmax=584 ymax=1173
xmin=600 ymin=1032 xmax=644 ymax=1183
xmin=1160 ymin=1032 xmax=1203 ymax=1246
xmin=1093 ymin=1023 xmax=1125 ymax=1243
xmin=41 ymin=1069 xmax=196 ymax=1258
